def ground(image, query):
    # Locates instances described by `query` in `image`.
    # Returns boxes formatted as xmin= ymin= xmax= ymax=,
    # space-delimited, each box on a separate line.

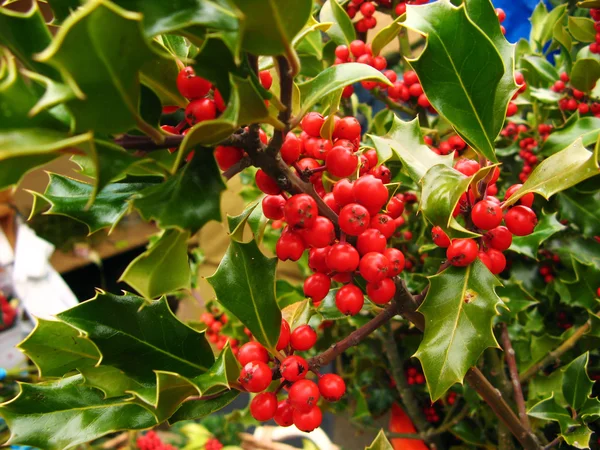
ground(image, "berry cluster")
xmin=423 ymin=403 xmax=440 ymax=424
xmin=238 ymin=322 xmax=346 ymax=432
xmin=588 ymin=9 xmax=600 ymax=54
xmin=506 ymin=71 xmax=527 ymax=117
xmin=201 ymin=311 xmax=242 ymax=353
xmin=345 ymin=0 xmax=380 ymax=33
xmin=424 ymin=134 xmax=467 ymax=156
xmin=137 ymin=431 xmax=175 ymax=450
xmin=204 ymin=438 xmax=224 ymax=450
xmin=405 ymin=366 xmax=425 ymax=386
xmin=386 ymin=69 xmax=433 ymax=110
xmin=552 ymin=72 xmax=600 ymax=116
xmin=334 ymin=40 xmax=389 ymax=98
xmin=0 ymin=293 xmax=16 ymax=331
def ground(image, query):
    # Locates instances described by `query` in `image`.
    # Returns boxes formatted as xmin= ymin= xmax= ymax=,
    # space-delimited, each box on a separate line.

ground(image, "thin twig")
xmin=114 ymin=134 xmax=184 ymax=151
xmin=543 ymin=436 xmax=563 ymax=450
xmin=501 ymin=323 xmax=530 ymax=429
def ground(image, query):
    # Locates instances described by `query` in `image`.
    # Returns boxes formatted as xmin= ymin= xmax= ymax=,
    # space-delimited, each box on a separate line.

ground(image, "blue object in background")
xmin=0 ymin=367 xmax=6 ymax=381
xmin=493 ymin=0 xmax=553 ymax=43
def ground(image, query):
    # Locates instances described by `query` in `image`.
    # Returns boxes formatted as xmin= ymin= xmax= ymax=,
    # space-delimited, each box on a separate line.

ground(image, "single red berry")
xmin=256 ymin=170 xmax=281 ymax=195
xmin=300 ymin=216 xmax=335 ymax=248
xmin=336 ymin=284 xmax=364 ymax=316
xmin=280 ymin=355 xmax=309 ymax=382
xmin=370 ymin=213 xmax=396 ymax=239
xmin=304 ymin=273 xmax=331 ymax=304
xmin=239 ymin=361 xmax=272 ymax=392
xmin=185 ymin=98 xmax=217 ymax=125
xmin=304 ymin=137 xmax=332 ymax=160
xmin=326 ymin=146 xmax=358 ymax=177
xmin=384 ymin=248 xmax=405 ymax=276
xmin=353 ymin=175 xmax=389 ymax=215
xmin=367 ymin=278 xmax=396 ymax=304
xmin=454 ymin=159 xmax=480 ymax=176
xmin=409 ymin=83 xmax=423 ymax=97
xmin=395 ymin=2 xmax=406 ymax=15
xmin=177 ymin=66 xmax=211 ymax=99
xmin=327 ymin=243 xmax=360 ymax=272
xmin=281 ymin=132 xmax=301 ymax=164
xmin=403 ymin=70 xmax=418 ymax=86
xmin=448 ymin=135 xmax=467 ymax=151
xmin=284 ymin=194 xmax=318 ymax=228
xmin=579 ymin=103 xmax=590 ymax=115
xmin=293 ymin=405 xmax=323 ymax=432
xmin=335 ymin=45 xmax=350 ymax=61
xmin=496 ymin=8 xmax=506 ymax=22
xmin=487 ymin=248 xmax=506 ymax=274
xmin=309 ymin=247 xmax=331 ymax=273
xmin=386 ymin=195 xmax=405 ymax=218
xmin=289 ymin=379 xmax=320 ymax=412
xmin=214 ymin=146 xmax=243 ymax=171
xmin=318 ymin=374 xmax=346 ymax=401
xmin=262 ymin=195 xmax=286 ymax=220
xmin=359 ymin=252 xmax=390 ymax=283
xmin=506 ymin=102 xmax=518 ymax=116
xmin=333 ymin=117 xmax=361 ymax=141
xmin=471 ymin=199 xmax=503 ymax=230
xmin=357 ymin=228 xmax=387 ymax=255
xmin=276 ymin=228 xmax=305 ymax=261
xmin=274 ymin=400 xmax=294 ymax=427
xmin=447 ymin=239 xmax=478 ymax=267
xmin=339 ymin=203 xmax=371 ymax=236
xmin=479 ymin=250 xmax=492 ymax=272
xmin=250 ymin=392 xmax=278 ymax=421
xmin=431 ymin=226 xmax=451 ymax=248
xmin=290 ymin=325 xmax=318 ymax=351
xmin=484 ymin=226 xmax=512 ymax=251
xmin=333 ymin=179 xmax=355 ymax=207
xmin=373 ymin=55 xmax=387 ymax=71
xmin=504 ymin=184 xmax=534 ymax=207
xmin=323 ymin=193 xmax=340 ymax=214
xmin=349 ymin=40 xmax=367 ymax=57
xmin=360 ymin=1 xmax=375 ymax=17
xmin=505 ymin=205 xmax=537 ymax=236
xmin=237 ymin=342 xmax=270 ymax=366
xmin=259 ymin=70 xmax=273 ymax=90
xmin=214 ymin=89 xmax=226 ymax=112
xmin=301 ymin=112 xmax=325 ymax=138
xmin=276 ymin=320 xmax=291 ymax=351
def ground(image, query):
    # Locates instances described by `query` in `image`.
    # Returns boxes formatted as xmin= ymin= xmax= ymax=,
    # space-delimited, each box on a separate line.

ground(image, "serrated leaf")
xmin=368 ymin=115 xmax=454 ymax=184
xmin=365 ymin=430 xmax=394 ymax=450
xmin=296 ymin=63 xmax=392 ymax=121
xmin=45 ymin=0 xmax=81 ymax=23
xmin=528 ymin=395 xmax=579 ymax=431
xmin=530 ymin=1 xmax=549 ymax=47
xmin=58 ymin=293 xmax=215 ymax=390
xmin=528 ymin=370 xmax=567 ymax=408
xmin=415 ymin=259 xmax=504 ymax=400
xmin=569 ymin=16 xmax=597 ymax=42
xmin=578 ymin=0 xmax=600 ymax=7
xmin=0 ymin=375 xmax=157 ymax=450
xmin=562 ymin=352 xmax=593 ymax=411
xmin=556 ymin=257 xmax=600 ymax=311
xmin=497 ymin=281 xmax=537 ymax=321
xmin=35 ymin=1 xmax=164 ymax=139
xmin=22 ymin=69 xmax=77 ymax=117
xmin=579 ymin=397 xmax=600 ymax=422
xmin=227 ymin=200 xmax=267 ymax=243
xmin=208 ymin=240 xmax=281 ymax=350
xmin=320 ymin=0 xmax=355 ymax=46
xmin=404 ymin=1 xmax=510 ymax=162
xmin=17 ymin=318 xmax=100 ymax=378
xmin=134 ymin=150 xmax=225 ymax=233
xmin=80 ymin=365 xmax=144 ymax=399
xmin=509 ymin=212 xmax=566 ymax=259
xmin=120 ymin=229 xmax=191 ymax=299
xmin=504 ymin=139 xmax=599 ymax=207
xmin=557 ymin=190 xmax=600 ymax=239
xmin=549 ymin=236 xmax=600 ymax=271
xmin=542 ymin=116 xmax=600 ymax=156
xmin=29 ymin=174 xmax=147 ymax=234
xmin=571 ymin=58 xmax=600 ymax=92
xmin=170 ymin=389 xmax=240 ymax=423
xmin=562 ymin=425 xmax=592 ymax=449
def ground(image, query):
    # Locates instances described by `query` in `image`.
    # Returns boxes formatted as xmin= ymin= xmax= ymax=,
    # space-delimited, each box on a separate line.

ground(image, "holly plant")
xmin=0 ymin=0 xmax=600 ymax=449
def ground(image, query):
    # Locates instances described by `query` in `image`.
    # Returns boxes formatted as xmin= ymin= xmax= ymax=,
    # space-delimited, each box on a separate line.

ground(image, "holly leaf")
xmin=371 ymin=16 xmax=403 ymax=57
xmin=368 ymin=115 xmax=454 ymax=184
xmin=29 ymin=174 xmax=148 ymax=234
xmin=562 ymin=352 xmax=593 ymax=412
xmin=227 ymin=200 xmax=267 ymax=244
xmin=120 ymin=229 xmax=191 ymax=299
xmin=571 ymin=58 xmax=600 ymax=92
xmin=140 ymin=41 xmax=187 ymax=108
xmin=562 ymin=425 xmax=592 ymax=449
xmin=528 ymin=395 xmax=579 ymax=431
xmin=296 ymin=63 xmax=392 ymax=121
xmin=579 ymin=396 xmax=600 ymax=422
xmin=521 ymin=55 xmax=559 ymax=86
xmin=569 ymin=17 xmax=597 ymax=42
xmin=316 ymin=288 xmax=347 ymax=321
xmin=320 ymin=0 xmax=356 ymax=47
xmin=365 ymin=430 xmax=394 ymax=450
xmin=404 ymin=1 xmax=511 ymax=162
xmin=208 ymin=239 xmax=281 ymax=350
xmin=276 ymin=280 xmax=306 ymax=309
xmin=415 ymin=259 xmax=504 ymax=401
xmin=35 ymin=1 xmax=164 ymax=140
xmin=0 ymin=375 xmax=157 ymax=450
xmin=133 ymin=150 xmax=225 ymax=233
xmin=79 ymin=365 xmax=144 ymax=399
xmin=556 ymin=257 xmax=600 ymax=311
xmin=17 ymin=318 xmax=100 ymax=378
xmin=504 ymin=138 xmax=599 ymax=207
xmin=58 ymin=293 xmax=215 ymax=389
xmin=170 ymin=389 xmax=240 ymax=423
xmin=509 ymin=212 xmax=566 ymax=259
xmin=557 ymin=189 xmax=600 ymax=239
xmin=541 ymin=116 xmax=600 ymax=156
xmin=497 ymin=281 xmax=538 ymax=321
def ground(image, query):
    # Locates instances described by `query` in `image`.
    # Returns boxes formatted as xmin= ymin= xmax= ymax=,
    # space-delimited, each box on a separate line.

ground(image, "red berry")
xmin=237 ymin=342 xmax=270 ymax=366
xmin=504 ymin=184 xmax=534 ymax=207
xmin=353 ymin=175 xmax=389 ymax=215
xmin=318 ymin=374 xmax=346 ymax=401
xmin=326 ymin=146 xmax=358 ymax=177
xmin=449 ymin=135 xmax=467 ymax=151
xmin=309 ymin=247 xmax=331 ymax=273
xmin=471 ymin=199 xmax=503 ymax=230
xmin=386 ymin=195 xmax=405 ymax=218
xmin=484 ymin=226 xmax=512 ymax=251
xmin=496 ymin=8 xmax=506 ymax=22
xmin=333 ymin=179 xmax=354 ymax=207
xmin=259 ymin=70 xmax=273 ymax=90
xmin=214 ymin=146 xmax=243 ymax=171
xmin=432 ymin=226 xmax=451 ymax=248
xmin=505 ymin=205 xmax=537 ymax=236
xmin=214 ymin=89 xmax=226 ymax=112
xmin=280 ymin=355 xmax=309 ymax=382
xmin=291 ymin=325 xmax=318 ymax=351
xmin=350 ymin=40 xmax=367 ymax=57
xmin=276 ymin=228 xmax=305 ymax=261
xmin=487 ymin=248 xmax=506 ymax=274
xmin=177 ymin=66 xmax=211 ymax=99
xmin=300 ymin=216 xmax=335 ymax=248
xmin=281 ymin=132 xmax=301 ymax=164
xmin=409 ymin=83 xmax=423 ymax=97
xmin=336 ymin=284 xmax=364 ymax=315
xmin=304 ymin=137 xmax=332 ymax=160
xmin=447 ymin=239 xmax=478 ymax=267
xmin=256 ymin=170 xmax=281 ymax=195
xmin=250 ymin=392 xmax=278 ymax=421
xmin=454 ymin=159 xmax=480 ymax=176
xmin=367 ymin=278 xmax=396 ymax=304
xmin=357 ymin=228 xmax=387 ymax=255
xmin=360 ymin=1 xmax=375 ymax=17
xmin=284 ymin=194 xmax=318 ymax=228
xmin=274 ymin=400 xmax=294 ymax=427
xmin=373 ymin=55 xmax=387 ymax=71
xmin=370 ymin=213 xmax=396 ymax=239
xmin=185 ymin=98 xmax=217 ymax=125
xmin=304 ymin=273 xmax=331 ymax=304
xmin=579 ymin=103 xmax=590 ymax=115
xmin=403 ymin=71 xmax=418 ymax=86
xmin=395 ymin=2 xmax=406 ymax=15
xmin=301 ymin=112 xmax=325 ymax=138
xmin=384 ymin=248 xmax=405 ymax=276
xmin=359 ymin=252 xmax=390 ymax=282
xmin=335 ymin=45 xmax=350 ymax=61
xmin=277 ymin=320 xmax=291 ymax=351
xmin=239 ymin=361 xmax=272 ymax=392
xmin=333 ymin=116 xmax=361 ymax=141
xmin=327 ymin=243 xmax=360 ymax=272
xmin=289 ymin=379 xmax=320 ymax=412
xmin=323 ymin=193 xmax=340 ymax=214
xmin=293 ymin=406 xmax=322 ymax=432
xmin=339 ymin=203 xmax=371 ymax=236
xmin=506 ymin=102 xmax=518 ymax=116
xmin=262 ymin=195 xmax=286 ymax=220
xmin=369 ymin=164 xmax=392 ymax=184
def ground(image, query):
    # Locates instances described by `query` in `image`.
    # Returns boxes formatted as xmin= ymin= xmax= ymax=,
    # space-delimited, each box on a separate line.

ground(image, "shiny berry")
xmin=301 ymin=112 xmax=325 ymax=138
xmin=447 ymin=239 xmax=478 ymax=267
xmin=357 ymin=229 xmax=387 ymax=255
xmin=300 ymin=216 xmax=335 ymax=248
xmin=262 ymin=195 xmax=286 ymax=220
xmin=484 ymin=226 xmax=512 ymax=251
xmin=276 ymin=228 xmax=305 ymax=261
xmin=339 ymin=203 xmax=371 ymax=236
xmin=333 ymin=117 xmax=361 ymax=141
xmin=505 ymin=206 xmax=537 ymax=236
xmin=487 ymin=248 xmax=506 ymax=274
xmin=383 ymin=248 xmax=405 ymax=276
xmin=276 ymin=320 xmax=291 ymax=351
xmin=504 ymin=184 xmax=534 ymax=207
xmin=432 ymin=226 xmax=451 ymax=248
xmin=304 ymin=273 xmax=331 ymax=304
xmin=359 ymin=252 xmax=390 ymax=282
xmin=256 ymin=170 xmax=281 ymax=195
xmin=274 ymin=400 xmax=294 ymax=427
xmin=250 ymin=392 xmax=278 ymax=421
xmin=214 ymin=146 xmax=243 ymax=171
xmin=290 ymin=325 xmax=318 ymax=351
xmin=293 ymin=406 xmax=323 ymax=432
xmin=370 ymin=213 xmax=396 ymax=239
xmin=177 ymin=66 xmax=211 ymax=99
xmin=336 ymin=284 xmax=364 ymax=316
xmin=471 ymin=200 xmax=503 ymax=230
xmin=239 ymin=361 xmax=272 ymax=392
xmin=237 ymin=342 xmax=269 ymax=366
xmin=333 ymin=179 xmax=354 ymax=207
xmin=367 ymin=278 xmax=396 ymax=304
xmin=185 ymin=98 xmax=217 ymax=125
xmin=318 ymin=374 xmax=346 ymax=401
xmin=289 ymin=379 xmax=320 ymax=412
xmin=327 ymin=243 xmax=360 ymax=272
xmin=284 ymin=194 xmax=318 ymax=228
xmin=280 ymin=355 xmax=308 ymax=382
xmin=353 ymin=175 xmax=389 ymax=215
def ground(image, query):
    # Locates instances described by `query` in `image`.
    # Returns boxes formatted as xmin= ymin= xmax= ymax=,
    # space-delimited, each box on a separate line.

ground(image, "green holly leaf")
xmin=371 ymin=16 xmax=403 ymax=57
xmin=562 ymin=425 xmax=592 ymax=449
xmin=120 ymin=229 xmax=191 ymax=299
xmin=529 ymin=86 xmax=562 ymax=104
xmin=549 ymin=235 xmax=600 ymax=271
xmin=134 ymin=150 xmax=225 ymax=233
xmin=528 ymin=395 xmax=579 ymax=431
xmin=528 ymin=370 xmax=567 ymax=408
xmin=365 ymin=430 xmax=394 ymax=450
xmin=276 ymin=280 xmax=306 ymax=309
xmin=415 ymin=259 xmax=504 ymax=400
xmin=556 ymin=257 xmax=600 ymax=311
xmin=29 ymin=174 xmax=148 ymax=234
xmin=530 ymin=4 xmax=568 ymax=51
xmin=140 ymin=42 xmax=187 ymax=108
xmin=58 ymin=293 xmax=215 ymax=389
xmin=562 ymin=352 xmax=593 ymax=411
xmin=296 ymin=63 xmax=392 ymax=121
xmin=568 ymin=17 xmax=597 ymax=43
xmin=79 ymin=365 xmax=144 ymax=399
xmin=509 ymin=212 xmax=566 ymax=259
xmin=320 ymin=0 xmax=356 ymax=47
xmin=557 ymin=189 xmax=600 ymax=239
xmin=497 ymin=281 xmax=538 ymax=321
xmin=45 ymin=0 xmax=81 ymax=23
xmin=404 ymin=1 xmax=511 ymax=162
xmin=542 ymin=116 xmax=600 ymax=156
xmin=521 ymin=55 xmax=559 ymax=86
xmin=209 ymin=239 xmax=281 ymax=350
xmin=230 ymin=0 xmax=312 ymax=56
xmin=21 ymin=69 xmax=77 ymax=117
xmin=17 ymin=318 xmax=100 ymax=378
xmin=579 ymin=396 xmax=600 ymax=422
xmin=170 ymin=389 xmax=240 ymax=423
xmin=35 ymin=1 xmax=164 ymax=140
xmin=578 ymin=0 xmax=600 ymax=8
xmin=571 ymin=58 xmax=600 ymax=92
xmin=504 ymin=139 xmax=599 ymax=207
xmin=227 ymin=200 xmax=267 ymax=243
xmin=368 ymin=115 xmax=454 ymax=184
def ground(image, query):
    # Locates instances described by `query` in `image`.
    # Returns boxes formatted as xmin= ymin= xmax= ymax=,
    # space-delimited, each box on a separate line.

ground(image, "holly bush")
xmin=0 ymin=0 xmax=599 ymax=449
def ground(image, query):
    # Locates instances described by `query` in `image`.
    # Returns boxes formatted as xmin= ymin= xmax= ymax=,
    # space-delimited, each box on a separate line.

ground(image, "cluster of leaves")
xmin=0 ymin=0 xmax=598 ymax=449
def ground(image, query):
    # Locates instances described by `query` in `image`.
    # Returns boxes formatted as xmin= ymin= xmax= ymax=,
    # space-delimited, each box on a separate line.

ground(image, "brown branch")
xmin=223 ymin=156 xmax=252 ymax=180
xmin=543 ymin=436 xmax=563 ymax=450
xmin=519 ymin=320 xmax=591 ymax=383
xmin=114 ymin=134 xmax=184 ymax=151
xmin=500 ymin=323 xmax=530 ymax=429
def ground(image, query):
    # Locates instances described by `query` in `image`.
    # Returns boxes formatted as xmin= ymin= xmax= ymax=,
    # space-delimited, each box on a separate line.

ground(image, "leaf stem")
xmin=500 ymin=323 xmax=530 ymax=429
